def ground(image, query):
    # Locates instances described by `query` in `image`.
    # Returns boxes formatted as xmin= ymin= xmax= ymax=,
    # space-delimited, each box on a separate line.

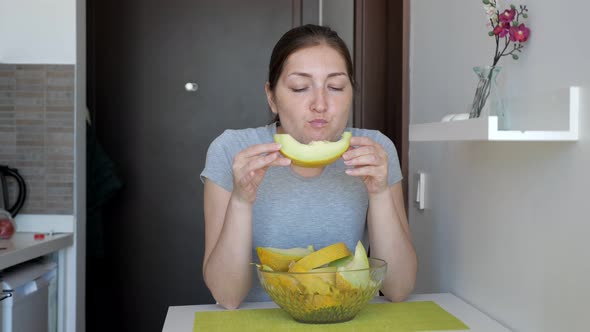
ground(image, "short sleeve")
xmin=373 ymin=131 xmax=403 ymax=186
xmin=200 ymin=131 xmax=234 ymax=192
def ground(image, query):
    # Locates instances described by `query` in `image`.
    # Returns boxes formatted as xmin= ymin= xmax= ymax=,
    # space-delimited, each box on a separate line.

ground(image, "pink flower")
xmin=480 ymin=3 xmax=530 ymax=65
xmin=493 ymin=22 xmax=510 ymax=37
xmin=499 ymin=9 xmax=516 ymax=23
xmin=509 ymin=23 xmax=531 ymax=42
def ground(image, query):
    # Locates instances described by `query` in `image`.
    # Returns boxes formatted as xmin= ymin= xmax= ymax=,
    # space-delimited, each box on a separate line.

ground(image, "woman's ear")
xmin=265 ymin=82 xmax=278 ymax=114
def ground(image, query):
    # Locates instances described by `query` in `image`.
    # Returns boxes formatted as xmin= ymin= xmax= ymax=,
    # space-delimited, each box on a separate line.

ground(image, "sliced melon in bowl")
xmin=293 ymin=266 xmax=339 ymax=296
xmin=288 ymin=242 xmax=351 ymax=272
xmin=256 ymin=245 xmax=315 ymax=272
xmin=335 ymin=241 xmax=370 ymax=290
xmin=274 ymin=131 xmax=352 ymax=167
xmin=255 ymin=264 xmax=304 ymax=292
xmin=328 ymin=255 xmax=353 ymax=268
xmin=310 ymin=266 xmax=338 ymax=284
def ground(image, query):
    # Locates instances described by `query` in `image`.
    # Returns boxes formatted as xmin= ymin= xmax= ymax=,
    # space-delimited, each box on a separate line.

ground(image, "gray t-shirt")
xmin=200 ymin=122 xmax=402 ymax=302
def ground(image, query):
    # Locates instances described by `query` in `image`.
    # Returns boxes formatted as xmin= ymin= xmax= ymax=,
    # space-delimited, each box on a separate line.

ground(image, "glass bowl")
xmin=256 ymin=257 xmax=387 ymax=324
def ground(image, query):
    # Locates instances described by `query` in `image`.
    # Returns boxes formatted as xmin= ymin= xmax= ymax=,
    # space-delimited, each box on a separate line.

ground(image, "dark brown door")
xmin=354 ymin=0 xmax=409 ymax=202
xmin=88 ymin=1 xmax=294 ymax=331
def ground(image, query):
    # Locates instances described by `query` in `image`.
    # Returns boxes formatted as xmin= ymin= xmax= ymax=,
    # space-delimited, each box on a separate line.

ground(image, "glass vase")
xmin=468 ymin=66 xmax=506 ymax=128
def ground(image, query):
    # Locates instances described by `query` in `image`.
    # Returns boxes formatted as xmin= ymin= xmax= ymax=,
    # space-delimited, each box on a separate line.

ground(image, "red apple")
xmin=0 ymin=218 xmax=15 ymax=239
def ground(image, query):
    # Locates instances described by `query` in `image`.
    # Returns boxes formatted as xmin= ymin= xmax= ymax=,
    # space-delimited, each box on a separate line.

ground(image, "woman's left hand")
xmin=342 ymin=136 xmax=389 ymax=195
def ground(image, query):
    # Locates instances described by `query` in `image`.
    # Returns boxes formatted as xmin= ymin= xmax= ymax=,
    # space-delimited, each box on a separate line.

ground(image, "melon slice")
xmin=288 ymin=242 xmax=351 ymax=272
xmin=274 ymin=131 xmax=352 ymax=167
xmin=256 ymin=245 xmax=315 ymax=272
xmin=295 ymin=275 xmax=333 ymax=295
xmin=328 ymin=255 xmax=353 ymax=268
xmin=255 ymin=264 xmax=304 ymax=292
xmin=335 ymin=241 xmax=370 ymax=290
xmin=294 ymin=265 xmax=339 ymax=295
xmin=310 ymin=266 xmax=338 ymax=284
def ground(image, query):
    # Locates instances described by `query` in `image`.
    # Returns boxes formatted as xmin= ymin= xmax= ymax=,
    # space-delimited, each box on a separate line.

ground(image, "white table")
xmin=162 ymin=293 xmax=511 ymax=332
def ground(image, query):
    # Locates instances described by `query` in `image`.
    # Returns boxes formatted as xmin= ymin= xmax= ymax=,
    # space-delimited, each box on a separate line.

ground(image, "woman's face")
xmin=266 ymin=44 xmax=353 ymax=144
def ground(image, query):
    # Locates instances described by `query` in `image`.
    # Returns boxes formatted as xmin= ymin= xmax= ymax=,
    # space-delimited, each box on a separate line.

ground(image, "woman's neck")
xmin=290 ymin=164 xmax=324 ymax=178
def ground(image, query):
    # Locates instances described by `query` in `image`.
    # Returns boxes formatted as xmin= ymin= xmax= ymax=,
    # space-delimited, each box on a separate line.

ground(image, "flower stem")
xmin=470 ymin=68 xmax=496 ymax=118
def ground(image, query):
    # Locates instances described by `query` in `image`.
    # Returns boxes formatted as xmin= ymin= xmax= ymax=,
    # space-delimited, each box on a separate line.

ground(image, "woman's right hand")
xmin=232 ymin=142 xmax=291 ymax=204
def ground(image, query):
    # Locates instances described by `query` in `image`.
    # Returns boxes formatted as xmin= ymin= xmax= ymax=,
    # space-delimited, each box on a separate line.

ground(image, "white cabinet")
xmin=1 ymin=261 xmax=58 ymax=332
xmin=0 ymin=232 xmax=73 ymax=332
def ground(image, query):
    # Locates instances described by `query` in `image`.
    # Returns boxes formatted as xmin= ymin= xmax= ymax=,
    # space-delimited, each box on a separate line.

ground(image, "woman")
xmin=200 ymin=24 xmax=417 ymax=309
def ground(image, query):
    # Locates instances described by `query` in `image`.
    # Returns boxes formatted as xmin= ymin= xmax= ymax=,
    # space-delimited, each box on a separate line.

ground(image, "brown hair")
xmin=267 ymin=24 xmax=355 ymax=124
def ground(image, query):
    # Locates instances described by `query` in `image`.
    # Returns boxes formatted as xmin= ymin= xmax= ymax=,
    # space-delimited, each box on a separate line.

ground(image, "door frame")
xmin=353 ymin=0 xmax=410 ymax=207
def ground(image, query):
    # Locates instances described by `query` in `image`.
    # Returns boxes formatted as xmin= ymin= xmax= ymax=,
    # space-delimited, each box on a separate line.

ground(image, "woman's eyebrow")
xmin=287 ymin=72 xmax=347 ymax=78
xmin=287 ymin=72 xmax=312 ymax=78
xmin=327 ymin=72 xmax=347 ymax=78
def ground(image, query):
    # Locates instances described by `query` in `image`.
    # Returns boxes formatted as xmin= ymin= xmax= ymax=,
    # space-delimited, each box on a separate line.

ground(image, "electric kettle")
xmin=0 ymin=165 xmax=27 ymax=218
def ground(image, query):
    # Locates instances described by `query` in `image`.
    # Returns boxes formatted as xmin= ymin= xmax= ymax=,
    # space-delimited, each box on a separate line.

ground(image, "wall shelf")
xmin=410 ymin=86 xmax=580 ymax=142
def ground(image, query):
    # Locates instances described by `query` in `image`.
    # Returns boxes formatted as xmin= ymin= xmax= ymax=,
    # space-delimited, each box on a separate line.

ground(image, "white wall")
xmin=409 ymin=1 xmax=590 ymax=331
xmin=320 ymin=0 xmax=354 ymax=125
xmin=321 ymin=0 xmax=354 ymax=58
xmin=0 ymin=0 xmax=80 ymax=330
xmin=0 ymin=0 xmax=75 ymax=63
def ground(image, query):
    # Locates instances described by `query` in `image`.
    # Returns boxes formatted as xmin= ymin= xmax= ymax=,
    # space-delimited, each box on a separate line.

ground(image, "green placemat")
xmin=193 ymin=301 xmax=469 ymax=332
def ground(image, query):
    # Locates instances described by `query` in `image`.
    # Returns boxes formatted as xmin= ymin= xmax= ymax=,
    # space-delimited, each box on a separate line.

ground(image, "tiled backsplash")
xmin=0 ymin=64 xmax=74 ymax=214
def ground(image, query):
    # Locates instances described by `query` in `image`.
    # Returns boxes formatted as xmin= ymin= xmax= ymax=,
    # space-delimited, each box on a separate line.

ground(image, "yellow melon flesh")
xmin=288 ymin=242 xmax=351 ymax=272
xmin=255 ymin=263 xmax=305 ymax=292
xmin=274 ymin=132 xmax=352 ymax=167
xmin=310 ymin=266 xmax=338 ymax=284
xmin=294 ymin=274 xmax=332 ymax=295
xmin=288 ymin=266 xmax=337 ymax=295
xmin=256 ymin=245 xmax=314 ymax=272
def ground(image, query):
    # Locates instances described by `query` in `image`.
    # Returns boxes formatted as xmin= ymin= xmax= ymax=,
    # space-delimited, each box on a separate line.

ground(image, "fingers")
xmin=343 ymin=150 xmax=382 ymax=166
xmin=343 ymin=136 xmax=389 ymax=186
xmin=345 ymin=165 xmax=381 ymax=177
xmin=231 ymin=143 xmax=290 ymax=203
xmin=235 ymin=151 xmax=287 ymax=177
xmin=233 ymin=141 xmax=291 ymax=181
xmin=342 ymin=137 xmax=387 ymax=167
xmin=234 ymin=143 xmax=287 ymax=169
xmin=240 ymin=142 xmax=282 ymax=159
xmin=268 ymin=156 xmax=292 ymax=167
xmin=244 ymin=151 xmax=290 ymax=171
xmin=349 ymin=136 xmax=376 ymax=147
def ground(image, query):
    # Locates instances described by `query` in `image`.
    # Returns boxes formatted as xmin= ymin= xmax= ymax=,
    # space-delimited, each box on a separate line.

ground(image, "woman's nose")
xmin=311 ymin=88 xmax=327 ymax=113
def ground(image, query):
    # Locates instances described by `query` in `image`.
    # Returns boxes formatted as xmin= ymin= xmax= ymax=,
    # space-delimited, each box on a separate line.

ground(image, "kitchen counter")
xmin=162 ymin=293 xmax=510 ymax=332
xmin=0 ymin=232 xmax=73 ymax=270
